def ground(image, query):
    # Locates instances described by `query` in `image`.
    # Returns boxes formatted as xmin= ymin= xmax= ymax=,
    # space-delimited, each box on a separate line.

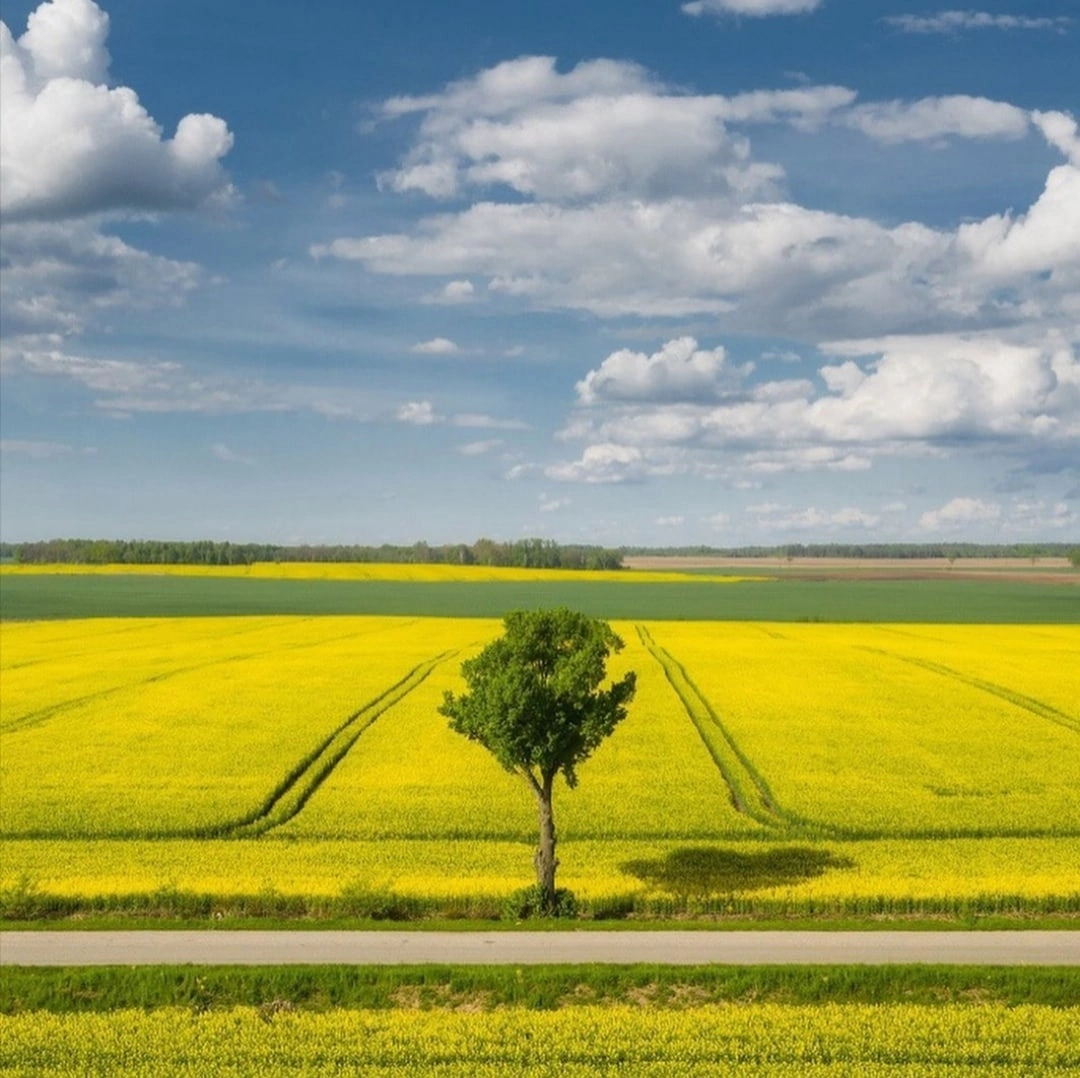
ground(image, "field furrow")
xmin=228 ymin=650 xmax=459 ymax=837
xmin=0 ymin=621 xmax=412 ymax=736
xmin=636 ymin=625 xmax=782 ymax=827
xmin=856 ymin=646 xmax=1080 ymax=736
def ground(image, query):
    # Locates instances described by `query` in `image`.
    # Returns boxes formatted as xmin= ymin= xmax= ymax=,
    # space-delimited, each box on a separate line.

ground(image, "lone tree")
xmin=439 ymin=608 xmax=636 ymax=913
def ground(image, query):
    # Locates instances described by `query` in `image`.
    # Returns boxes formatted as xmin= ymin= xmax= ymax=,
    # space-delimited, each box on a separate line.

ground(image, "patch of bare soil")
xmin=625 ymin=555 xmax=1076 ymax=584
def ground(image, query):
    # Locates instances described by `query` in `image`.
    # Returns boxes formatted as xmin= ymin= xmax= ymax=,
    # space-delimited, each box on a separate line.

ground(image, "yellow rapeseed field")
xmin=1 ymin=616 xmax=1077 ymax=912
xmin=0 ymin=561 xmax=763 ymax=583
xmin=647 ymin=622 xmax=1080 ymax=836
xmin=3 ymin=1004 xmax=1077 ymax=1075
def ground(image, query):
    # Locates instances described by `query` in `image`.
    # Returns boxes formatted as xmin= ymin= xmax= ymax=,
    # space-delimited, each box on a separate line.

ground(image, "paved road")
xmin=2 ymin=931 xmax=1078 ymax=966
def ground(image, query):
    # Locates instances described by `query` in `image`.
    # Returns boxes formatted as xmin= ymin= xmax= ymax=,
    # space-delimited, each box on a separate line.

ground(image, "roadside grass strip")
xmin=856 ymin=647 xmax=1080 ymax=736
xmin=1 ymin=1003 xmax=1077 ymax=1076
xmin=636 ymin=626 xmax=783 ymax=829
xmin=224 ymin=651 xmax=459 ymax=838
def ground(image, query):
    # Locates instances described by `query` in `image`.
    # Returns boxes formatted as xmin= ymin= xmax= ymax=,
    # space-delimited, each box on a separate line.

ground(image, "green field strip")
xmin=4 ymin=572 xmax=1079 ymax=622
xmin=856 ymin=647 xmax=1080 ymax=736
xmin=0 ymin=622 xmax=418 ymax=737
xmin=221 ymin=650 xmax=459 ymax=838
xmin=636 ymin=626 xmax=782 ymax=830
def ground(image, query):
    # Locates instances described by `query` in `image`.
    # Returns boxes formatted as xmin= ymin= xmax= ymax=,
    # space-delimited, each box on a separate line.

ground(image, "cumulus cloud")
xmin=577 ymin=337 xmax=740 ymax=404
xmin=657 ymin=514 xmax=685 ymax=526
xmin=376 ymin=56 xmax=852 ymax=202
xmin=918 ymin=496 xmax=1001 ymax=530
xmin=552 ymin=332 xmax=1080 ymax=486
xmin=438 ymin=279 xmax=475 ymax=303
xmin=884 ymin=11 xmax=1071 ymax=34
xmin=411 ymin=336 xmax=461 ymax=355
xmin=545 ymin=443 xmax=646 ymax=484
xmin=318 ymin=57 xmax=1079 ymax=336
xmin=1 ymin=0 xmax=234 ymax=221
xmin=683 ymin=0 xmax=822 ymax=16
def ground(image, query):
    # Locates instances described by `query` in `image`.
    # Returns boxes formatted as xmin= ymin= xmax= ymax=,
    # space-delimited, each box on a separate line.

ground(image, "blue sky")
xmin=1 ymin=0 xmax=1077 ymax=545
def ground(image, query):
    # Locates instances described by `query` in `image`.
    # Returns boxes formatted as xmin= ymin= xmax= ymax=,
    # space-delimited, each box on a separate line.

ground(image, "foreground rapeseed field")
xmin=1 ymin=616 xmax=1077 ymax=916
xmin=3 ymin=1003 xmax=1077 ymax=1076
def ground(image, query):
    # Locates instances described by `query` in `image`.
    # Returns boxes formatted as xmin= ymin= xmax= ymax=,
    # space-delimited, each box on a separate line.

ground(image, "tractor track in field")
xmin=213 ymin=649 xmax=459 ymax=838
xmin=0 ymin=615 xmax=330 ymax=673
xmin=856 ymin=647 xmax=1080 ymax=736
xmin=0 ymin=621 xmax=422 ymax=736
xmin=636 ymin=626 xmax=785 ymax=830
xmin=1 ymin=649 xmax=459 ymax=842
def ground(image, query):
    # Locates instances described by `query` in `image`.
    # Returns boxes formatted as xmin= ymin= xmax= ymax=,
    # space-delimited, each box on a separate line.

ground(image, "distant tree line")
xmin=5 ymin=537 xmax=624 ymax=571
xmin=622 ymin=542 xmax=1080 ymax=560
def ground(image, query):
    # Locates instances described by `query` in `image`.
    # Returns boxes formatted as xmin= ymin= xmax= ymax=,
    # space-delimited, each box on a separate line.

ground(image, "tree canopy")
xmin=439 ymin=608 xmax=636 ymax=911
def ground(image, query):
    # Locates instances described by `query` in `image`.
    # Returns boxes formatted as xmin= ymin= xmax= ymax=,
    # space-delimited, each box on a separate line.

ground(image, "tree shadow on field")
xmin=620 ymin=847 xmax=855 ymax=897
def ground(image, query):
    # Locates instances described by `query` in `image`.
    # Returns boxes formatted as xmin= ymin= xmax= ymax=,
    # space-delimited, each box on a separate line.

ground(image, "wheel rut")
xmin=0 ymin=621 xmax=421 ymax=736
xmin=636 ymin=625 xmax=784 ymax=829
xmin=219 ymin=649 xmax=458 ymax=838
xmin=856 ymin=647 xmax=1080 ymax=736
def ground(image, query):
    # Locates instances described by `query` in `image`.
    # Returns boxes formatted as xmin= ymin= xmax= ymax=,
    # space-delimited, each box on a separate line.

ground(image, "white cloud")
xmin=1032 ymin=111 xmax=1080 ymax=166
xmin=656 ymin=514 xmax=685 ymax=526
xmin=375 ymin=56 xmax=852 ymax=203
xmin=884 ymin=11 xmax=1071 ymax=34
xmin=439 ymin=279 xmax=475 ymax=303
xmin=752 ymin=504 xmax=882 ymax=530
xmin=539 ymin=496 xmax=570 ymax=512
xmin=0 ymin=221 xmax=202 ymax=339
xmin=410 ymin=336 xmax=461 ymax=355
xmin=707 ymin=511 xmax=731 ymax=527
xmin=553 ymin=333 xmax=1080 ymax=485
xmin=845 ymin=96 xmax=1029 ymax=144
xmin=919 ymin=496 xmax=1001 ymax=530
xmin=318 ymin=57 xmax=1079 ymax=337
xmin=577 ymin=337 xmax=738 ymax=404
xmin=1 ymin=340 xmax=381 ymax=420
xmin=683 ymin=0 xmax=822 ymax=16
xmin=458 ymin=438 xmax=503 ymax=456
xmin=545 ymin=443 xmax=645 ymax=484
xmin=1004 ymin=499 xmax=1077 ymax=532
xmin=396 ymin=400 xmax=440 ymax=425
xmin=1 ymin=0 xmax=234 ymax=221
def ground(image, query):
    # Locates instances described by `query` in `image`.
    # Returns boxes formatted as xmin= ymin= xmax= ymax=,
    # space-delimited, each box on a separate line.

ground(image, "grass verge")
xmin=3 ymin=964 xmax=1078 ymax=1013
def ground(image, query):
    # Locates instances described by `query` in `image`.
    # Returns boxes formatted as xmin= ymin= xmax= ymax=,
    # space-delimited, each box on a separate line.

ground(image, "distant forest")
xmin=1 ymin=538 xmax=624 ymax=570
xmin=1 ymin=538 xmax=1077 ymax=567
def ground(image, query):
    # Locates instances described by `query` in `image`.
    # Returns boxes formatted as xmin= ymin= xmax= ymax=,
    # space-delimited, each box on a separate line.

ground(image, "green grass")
xmin=3 ymin=964 xmax=1077 ymax=1013
xmin=4 ymin=914 xmax=1078 ymax=932
xmin=2 ymin=574 xmax=1077 ymax=622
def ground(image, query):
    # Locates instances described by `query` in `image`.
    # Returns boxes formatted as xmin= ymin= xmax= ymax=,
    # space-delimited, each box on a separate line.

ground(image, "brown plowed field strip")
xmin=624 ymin=556 xmax=1077 ymax=584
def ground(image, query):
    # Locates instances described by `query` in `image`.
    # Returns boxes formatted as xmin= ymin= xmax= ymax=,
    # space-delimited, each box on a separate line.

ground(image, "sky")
xmin=1 ymin=0 xmax=1078 ymax=546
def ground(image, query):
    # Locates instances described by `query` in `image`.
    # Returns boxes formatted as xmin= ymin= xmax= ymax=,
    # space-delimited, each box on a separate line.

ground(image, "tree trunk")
xmin=534 ymin=779 xmax=558 ymax=912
